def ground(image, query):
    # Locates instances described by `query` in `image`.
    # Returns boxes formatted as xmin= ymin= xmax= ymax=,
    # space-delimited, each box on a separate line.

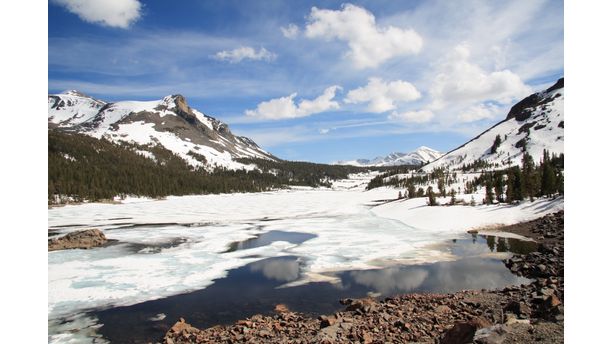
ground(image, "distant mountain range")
xmin=423 ymin=78 xmax=564 ymax=171
xmin=333 ymin=146 xmax=443 ymax=167
xmin=48 ymin=91 xmax=276 ymax=170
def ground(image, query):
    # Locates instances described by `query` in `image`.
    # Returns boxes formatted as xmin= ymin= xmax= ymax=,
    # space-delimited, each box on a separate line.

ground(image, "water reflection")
xmin=346 ymin=257 xmax=529 ymax=295
xmin=93 ymin=234 xmax=535 ymax=343
xmin=350 ymin=267 xmax=429 ymax=294
xmin=452 ymin=234 xmax=538 ymax=257
xmin=249 ymin=258 xmax=300 ymax=281
xmin=224 ymin=230 xmax=316 ymax=252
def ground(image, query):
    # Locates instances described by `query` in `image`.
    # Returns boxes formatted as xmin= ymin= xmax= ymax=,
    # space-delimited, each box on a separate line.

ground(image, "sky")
xmin=48 ymin=0 xmax=564 ymax=163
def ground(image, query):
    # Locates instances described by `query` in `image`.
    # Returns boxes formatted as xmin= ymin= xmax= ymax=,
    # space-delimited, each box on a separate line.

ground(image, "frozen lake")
xmin=48 ymin=174 xmax=562 ymax=343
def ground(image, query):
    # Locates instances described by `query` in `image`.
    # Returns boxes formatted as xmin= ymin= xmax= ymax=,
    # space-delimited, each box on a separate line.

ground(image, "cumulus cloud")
xmin=281 ymin=24 xmax=300 ymax=39
xmin=304 ymin=4 xmax=423 ymax=69
xmin=52 ymin=0 xmax=142 ymax=29
xmin=458 ymin=103 xmax=503 ymax=123
xmin=430 ymin=44 xmax=531 ymax=109
xmin=213 ymin=46 xmax=276 ymax=63
xmin=345 ymin=78 xmax=421 ymax=113
xmin=245 ymin=86 xmax=341 ymax=120
xmin=388 ymin=109 xmax=434 ymax=123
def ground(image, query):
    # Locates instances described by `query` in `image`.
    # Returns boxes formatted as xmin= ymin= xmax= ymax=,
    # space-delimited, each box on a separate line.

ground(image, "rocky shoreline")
xmin=163 ymin=211 xmax=564 ymax=343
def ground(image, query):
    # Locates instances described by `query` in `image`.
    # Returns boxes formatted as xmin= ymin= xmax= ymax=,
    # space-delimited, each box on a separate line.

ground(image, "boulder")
xmin=48 ymin=229 xmax=107 ymax=251
xmin=439 ymin=317 xmax=493 ymax=344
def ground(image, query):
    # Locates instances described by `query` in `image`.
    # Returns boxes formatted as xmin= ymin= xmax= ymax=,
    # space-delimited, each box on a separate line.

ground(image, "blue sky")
xmin=48 ymin=0 xmax=564 ymax=163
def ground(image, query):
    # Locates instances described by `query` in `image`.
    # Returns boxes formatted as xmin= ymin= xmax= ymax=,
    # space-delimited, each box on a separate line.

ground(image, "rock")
xmin=274 ymin=304 xmax=290 ymax=313
xmin=316 ymin=323 xmax=339 ymax=341
xmin=504 ymin=313 xmax=530 ymax=326
xmin=344 ymin=298 xmax=379 ymax=313
xmin=503 ymin=301 xmax=531 ymax=318
xmin=319 ymin=315 xmax=336 ymax=328
xmin=546 ymin=294 xmax=562 ymax=308
xmin=361 ymin=331 xmax=373 ymax=344
xmin=536 ymin=264 xmax=547 ymax=274
xmin=473 ymin=324 xmax=508 ymax=344
xmin=237 ymin=320 xmax=253 ymax=328
xmin=435 ymin=305 xmax=452 ymax=314
xmin=540 ymin=288 xmax=555 ymax=297
xmin=439 ymin=317 xmax=493 ymax=344
xmin=48 ymin=228 xmax=107 ymax=251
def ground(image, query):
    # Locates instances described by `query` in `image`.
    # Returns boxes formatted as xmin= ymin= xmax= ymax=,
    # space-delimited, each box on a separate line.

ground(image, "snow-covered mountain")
xmin=423 ymin=78 xmax=564 ymax=172
xmin=48 ymin=90 xmax=276 ymax=169
xmin=334 ymin=146 xmax=443 ymax=167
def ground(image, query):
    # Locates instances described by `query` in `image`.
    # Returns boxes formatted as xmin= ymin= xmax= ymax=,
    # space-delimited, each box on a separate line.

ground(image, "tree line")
xmin=387 ymin=150 xmax=563 ymax=206
xmin=48 ymin=130 xmax=368 ymax=203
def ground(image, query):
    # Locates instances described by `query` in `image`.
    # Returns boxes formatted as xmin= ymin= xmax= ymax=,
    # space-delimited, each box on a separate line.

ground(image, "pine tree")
xmin=407 ymin=183 xmax=416 ymax=198
xmin=485 ymin=182 xmax=495 ymax=204
xmin=506 ymin=166 xmax=523 ymax=203
xmin=417 ymin=187 xmax=425 ymax=197
xmin=521 ymin=152 xmax=537 ymax=201
xmin=437 ymin=177 xmax=446 ymax=197
xmin=540 ymin=149 xmax=556 ymax=197
xmin=427 ymin=186 xmax=437 ymax=206
xmin=491 ymin=134 xmax=502 ymax=154
xmin=450 ymin=188 xmax=457 ymax=205
xmin=494 ymin=173 xmax=505 ymax=202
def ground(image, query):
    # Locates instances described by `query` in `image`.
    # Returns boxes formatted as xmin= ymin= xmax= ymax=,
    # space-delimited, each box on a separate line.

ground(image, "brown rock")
xmin=48 ymin=229 xmax=107 ymax=251
xmin=503 ymin=301 xmax=531 ymax=318
xmin=361 ymin=331 xmax=373 ymax=344
xmin=344 ymin=298 xmax=379 ymax=313
xmin=319 ymin=315 xmax=336 ymax=328
xmin=274 ymin=304 xmax=290 ymax=313
xmin=545 ymin=294 xmax=562 ymax=308
xmin=439 ymin=317 xmax=493 ymax=344
xmin=435 ymin=305 xmax=452 ymax=314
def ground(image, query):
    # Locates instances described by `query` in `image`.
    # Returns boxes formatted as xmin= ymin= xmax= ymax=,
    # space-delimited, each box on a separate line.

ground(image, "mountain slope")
xmin=423 ymin=78 xmax=564 ymax=172
xmin=48 ymin=91 xmax=276 ymax=169
xmin=334 ymin=146 xmax=443 ymax=167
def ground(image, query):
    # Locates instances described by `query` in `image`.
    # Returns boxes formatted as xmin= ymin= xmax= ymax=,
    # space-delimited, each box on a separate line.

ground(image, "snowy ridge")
xmin=48 ymin=90 xmax=107 ymax=127
xmin=423 ymin=78 xmax=564 ymax=172
xmin=48 ymin=91 xmax=277 ymax=170
xmin=334 ymin=146 xmax=443 ymax=167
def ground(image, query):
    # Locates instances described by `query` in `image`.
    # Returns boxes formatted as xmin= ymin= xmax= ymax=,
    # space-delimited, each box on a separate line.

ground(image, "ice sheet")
xmin=48 ymin=173 xmax=563 ymax=341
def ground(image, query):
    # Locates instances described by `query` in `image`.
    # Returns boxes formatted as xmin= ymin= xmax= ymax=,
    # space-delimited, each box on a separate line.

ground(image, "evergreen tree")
xmin=417 ymin=187 xmax=425 ymax=197
xmin=450 ymin=188 xmax=457 ymax=205
xmin=491 ymin=134 xmax=502 ymax=154
xmin=427 ymin=186 xmax=437 ymax=206
xmin=506 ymin=166 xmax=523 ymax=203
xmin=540 ymin=149 xmax=556 ymax=197
xmin=521 ymin=152 xmax=537 ymax=201
xmin=485 ymin=181 xmax=495 ymax=204
xmin=407 ymin=183 xmax=416 ymax=198
xmin=494 ymin=173 xmax=505 ymax=202
xmin=437 ymin=177 xmax=446 ymax=197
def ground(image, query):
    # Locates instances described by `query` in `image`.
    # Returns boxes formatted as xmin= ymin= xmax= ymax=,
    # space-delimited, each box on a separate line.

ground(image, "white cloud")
xmin=281 ymin=24 xmax=300 ymax=39
xmin=345 ymin=77 xmax=421 ymax=113
xmin=304 ymin=4 xmax=423 ymax=69
xmin=458 ymin=103 xmax=502 ymax=123
xmin=52 ymin=0 xmax=142 ymax=29
xmin=430 ymin=44 xmax=531 ymax=109
xmin=245 ymin=86 xmax=341 ymax=120
xmin=213 ymin=46 xmax=276 ymax=63
xmin=319 ymin=128 xmax=330 ymax=134
xmin=388 ymin=109 xmax=434 ymax=124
